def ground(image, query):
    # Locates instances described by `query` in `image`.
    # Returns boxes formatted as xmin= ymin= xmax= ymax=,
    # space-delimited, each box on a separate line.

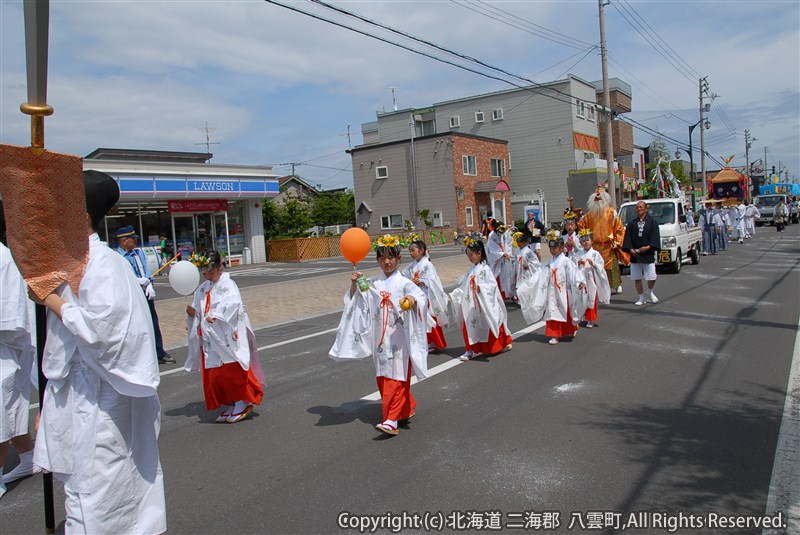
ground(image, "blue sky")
xmin=2 ymin=1 xmax=798 ymax=190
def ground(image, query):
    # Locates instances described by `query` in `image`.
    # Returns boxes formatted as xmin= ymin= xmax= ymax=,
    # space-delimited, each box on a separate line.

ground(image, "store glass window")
xmin=227 ymin=202 xmax=245 ymax=255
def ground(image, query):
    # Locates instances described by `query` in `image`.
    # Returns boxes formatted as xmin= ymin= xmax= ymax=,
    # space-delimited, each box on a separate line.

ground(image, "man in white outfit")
xmin=33 ymin=171 xmax=167 ymax=534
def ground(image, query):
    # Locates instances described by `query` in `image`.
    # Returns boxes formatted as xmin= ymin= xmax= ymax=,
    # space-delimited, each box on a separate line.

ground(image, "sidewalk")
xmin=157 ymin=253 xmax=471 ymax=350
xmin=158 ymin=247 xmax=554 ymax=350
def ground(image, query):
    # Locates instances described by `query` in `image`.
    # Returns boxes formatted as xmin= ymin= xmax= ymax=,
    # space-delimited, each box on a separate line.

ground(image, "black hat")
xmin=83 ymin=170 xmax=120 ymax=226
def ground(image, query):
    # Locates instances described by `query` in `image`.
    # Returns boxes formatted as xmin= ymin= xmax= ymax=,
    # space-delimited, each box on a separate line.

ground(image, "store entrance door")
xmin=171 ymin=212 xmax=230 ymax=257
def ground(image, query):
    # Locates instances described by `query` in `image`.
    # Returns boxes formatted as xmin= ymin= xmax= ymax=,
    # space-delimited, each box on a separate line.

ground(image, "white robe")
xmin=402 ymin=255 xmax=451 ymax=327
xmin=0 ymin=243 xmax=35 ymax=443
xmin=734 ymin=204 xmax=747 ymax=238
xmin=449 ymin=262 xmax=509 ymax=345
xmin=33 ymin=234 xmax=166 ymax=535
xmin=514 ymin=245 xmax=542 ymax=291
xmin=745 ymin=205 xmax=759 ymax=236
xmin=329 ymin=270 xmax=429 ymax=381
xmin=572 ymin=247 xmax=611 ymax=308
xmin=518 ymin=253 xmax=587 ymax=325
xmin=486 ymin=231 xmax=516 ymax=296
xmin=185 ymin=272 xmax=267 ymax=386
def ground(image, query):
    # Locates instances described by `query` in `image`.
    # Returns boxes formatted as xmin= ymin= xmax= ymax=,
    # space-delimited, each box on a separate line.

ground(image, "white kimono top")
xmin=563 ymin=231 xmax=580 ymax=259
xmin=515 ymin=245 xmax=542 ymax=291
xmin=329 ymin=270 xmax=429 ymax=381
xmin=402 ymin=255 xmax=451 ymax=327
xmin=449 ymin=262 xmax=509 ymax=345
xmin=486 ymin=231 xmax=516 ymax=294
xmin=0 ymin=242 xmax=35 ymax=442
xmin=572 ymin=247 xmax=611 ymax=308
xmin=518 ymin=252 xmax=587 ymax=325
xmin=34 ymin=234 xmax=165 ymax=534
xmin=186 ymin=271 xmax=267 ymax=386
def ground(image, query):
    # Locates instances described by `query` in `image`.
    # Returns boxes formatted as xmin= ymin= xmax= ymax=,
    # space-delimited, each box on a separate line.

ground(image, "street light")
xmin=687 ymin=118 xmax=710 ymax=195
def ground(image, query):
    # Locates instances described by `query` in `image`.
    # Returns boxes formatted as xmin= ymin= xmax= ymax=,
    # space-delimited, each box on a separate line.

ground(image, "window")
xmin=588 ymin=105 xmax=596 ymax=122
xmin=492 ymin=108 xmax=504 ymax=121
xmin=490 ymin=158 xmax=505 ymax=177
xmin=475 ymin=111 xmax=485 ymax=123
xmin=414 ymin=119 xmax=435 ymax=137
xmin=466 ymin=207 xmax=474 ymax=227
xmin=375 ymin=166 xmax=388 ymax=179
xmin=380 ymin=214 xmax=403 ymax=229
xmin=432 ymin=211 xmax=443 ymax=227
xmin=449 ymin=116 xmax=460 ymax=128
xmin=462 ymin=155 xmax=477 ymax=176
xmin=576 ymin=99 xmax=586 ymax=118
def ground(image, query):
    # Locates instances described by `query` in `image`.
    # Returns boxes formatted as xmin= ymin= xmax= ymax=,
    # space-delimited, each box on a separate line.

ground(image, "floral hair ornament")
xmin=545 ymin=229 xmax=564 ymax=246
xmin=512 ymin=231 xmax=524 ymax=248
xmin=372 ymin=234 xmax=402 ymax=251
xmin=463 ymin=235 xmax=479 ymax=248
xmin=562 ymin=210 xmax=578 ymax=222
xmin=495 ymin=223 xmax=508 ymax=234
xmin=577 ymin=228 xmax=593 ymax=241
xmin=189 ymin=252 xmax=210 ymax=268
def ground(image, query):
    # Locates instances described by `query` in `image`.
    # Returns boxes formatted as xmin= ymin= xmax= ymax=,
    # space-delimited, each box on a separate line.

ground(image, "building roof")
xmin=85 ymin=148 xmax=213 ymax=164
xmin=349 ymin=130 xmax=508 ymax=153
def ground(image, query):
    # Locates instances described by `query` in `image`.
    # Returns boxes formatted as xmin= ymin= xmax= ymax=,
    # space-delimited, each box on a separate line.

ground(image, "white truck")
xmin=619 ymin=198 xmax=702 ymax=273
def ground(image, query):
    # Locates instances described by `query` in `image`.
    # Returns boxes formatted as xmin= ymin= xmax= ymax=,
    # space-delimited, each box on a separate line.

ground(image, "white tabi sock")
xmin=0 ymin=470 xmax=5 ymax=499
xmin=232 ymin=400 xmax=249 ymax=415
xmin=2 ymin=450 xmax=40 ymax=484
xmin=382 ymin=419 xmax=398 ymax=429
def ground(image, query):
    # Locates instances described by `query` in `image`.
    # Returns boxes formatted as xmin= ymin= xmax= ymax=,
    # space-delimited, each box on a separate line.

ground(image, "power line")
xmin=293 ymin=0 xmax=577 ymax=106
xmin=609 ymin=1 xmax=695 ymax=85
xmin=449 ymin=0 xmax=593 ymax=50
xmin=619 ymin=0 xmax=701 ymax=80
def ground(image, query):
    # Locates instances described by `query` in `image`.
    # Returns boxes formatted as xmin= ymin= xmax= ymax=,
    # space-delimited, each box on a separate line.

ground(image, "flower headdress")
xmin=189 ymin=252 xmax=210 ymax=267
xmin=577 ymin=228 xmax=593 ymax=240
xmin=562 ymin=210 xmax=578 ymax=222
xmin=495 ymin=223 xmax=508 ymax=234
xmin=512 ymin=231 xmax=524 ymax=248
xmin=463 ymin=235 xmax=479 ymax=248
xmin=373 ymin=234 xmax=402 ymax=251
xmin=545 ymin=229 xmax=563 ymax=245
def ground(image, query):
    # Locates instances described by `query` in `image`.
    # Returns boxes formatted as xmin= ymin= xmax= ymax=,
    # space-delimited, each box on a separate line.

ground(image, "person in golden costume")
xmin=578 ymin=186 xmax=629 ymax=293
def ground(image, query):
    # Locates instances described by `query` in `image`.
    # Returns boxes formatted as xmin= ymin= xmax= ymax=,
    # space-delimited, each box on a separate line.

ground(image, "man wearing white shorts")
xmin=622 ymin=201 xmax=661 ymax=306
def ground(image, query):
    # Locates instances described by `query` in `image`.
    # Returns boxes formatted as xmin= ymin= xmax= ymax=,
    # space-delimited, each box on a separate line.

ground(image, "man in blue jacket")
xmin=116 ymin=226 xmax=175 ymax=364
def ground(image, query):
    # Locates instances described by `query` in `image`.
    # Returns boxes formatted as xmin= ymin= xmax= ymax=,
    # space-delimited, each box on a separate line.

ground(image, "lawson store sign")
xmin=116 ymin=175 xmax=279 ymax=199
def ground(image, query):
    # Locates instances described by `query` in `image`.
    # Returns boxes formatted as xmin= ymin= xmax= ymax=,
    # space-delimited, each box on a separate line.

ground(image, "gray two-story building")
xmin=359 ymin=74 xmax=633 ymax=224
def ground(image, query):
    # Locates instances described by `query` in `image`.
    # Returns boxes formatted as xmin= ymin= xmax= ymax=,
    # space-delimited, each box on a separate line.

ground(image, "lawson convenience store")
xmin=84 ymin=149 xmax=279 ymax=265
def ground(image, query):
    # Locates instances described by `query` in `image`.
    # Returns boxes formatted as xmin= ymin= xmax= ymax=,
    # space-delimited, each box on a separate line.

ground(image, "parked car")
xmin=619 ymin=198 xmax=702 ymax=273
xmin=755 ymin=194 xmax=799 ymax=226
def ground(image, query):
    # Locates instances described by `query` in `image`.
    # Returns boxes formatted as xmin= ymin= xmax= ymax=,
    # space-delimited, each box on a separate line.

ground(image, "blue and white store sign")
xmin=116 ymin=175 xmax=279 ymax=199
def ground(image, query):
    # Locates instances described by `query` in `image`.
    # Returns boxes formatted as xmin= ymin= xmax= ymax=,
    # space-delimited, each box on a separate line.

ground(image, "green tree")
xmin=311 ymin=190 xmax=355 ymax=229
xmin=276 ymin=197 xmax=313 ymax=238
xmin=262 ymin=198 xmax=281 ymax=240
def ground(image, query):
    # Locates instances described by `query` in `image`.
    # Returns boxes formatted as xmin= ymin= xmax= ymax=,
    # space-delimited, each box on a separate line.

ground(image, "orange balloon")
xmin=340 ymin=227 xmax=372 ymax=266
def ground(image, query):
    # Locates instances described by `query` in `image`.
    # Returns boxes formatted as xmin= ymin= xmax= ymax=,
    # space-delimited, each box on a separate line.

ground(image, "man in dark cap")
xmin=116 ymin=225 xmax=174 ymax=364
xmin=33 ymin=170 xmax=167 ymax=534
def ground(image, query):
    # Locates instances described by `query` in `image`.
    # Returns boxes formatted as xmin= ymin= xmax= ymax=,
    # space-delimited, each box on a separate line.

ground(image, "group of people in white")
xmin=693 ymin=199 xmax=761 ymax=255
xmin=328 ymin=216 xmax=612 ymax=437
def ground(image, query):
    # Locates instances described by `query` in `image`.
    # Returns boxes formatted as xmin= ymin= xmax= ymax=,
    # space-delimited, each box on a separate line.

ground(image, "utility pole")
xmin=764 ymin=146 xmax=769 ymax=187
xmin=744 ymin=129 xmax=755 ymax=199
xmin=598 ymin=0 xmax=616 ymax=207
xmin=699 ymin=77 xmax=709 ymax=198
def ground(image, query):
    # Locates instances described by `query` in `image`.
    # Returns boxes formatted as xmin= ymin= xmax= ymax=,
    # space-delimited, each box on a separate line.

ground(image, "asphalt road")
xmin=3 ymin=227 xmax=799 ymax=535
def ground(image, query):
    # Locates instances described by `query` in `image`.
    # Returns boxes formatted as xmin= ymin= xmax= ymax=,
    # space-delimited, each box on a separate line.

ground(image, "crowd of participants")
xmin=0 ymin=171 xmax=787 ymax=533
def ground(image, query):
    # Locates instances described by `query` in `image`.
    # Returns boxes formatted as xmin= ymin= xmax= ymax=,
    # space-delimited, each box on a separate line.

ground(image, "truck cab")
xmin=755 ymin=194 xmax=798 ymax=226
xmin=619 ymin=198 xmax=702 ymax=273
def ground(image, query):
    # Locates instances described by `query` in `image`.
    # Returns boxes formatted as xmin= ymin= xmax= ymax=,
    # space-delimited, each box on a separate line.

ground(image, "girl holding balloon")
xmin=185 ymin=251 xmax=266 ymax=423
xmin=330 ymin=232 xmax=429 ymax=436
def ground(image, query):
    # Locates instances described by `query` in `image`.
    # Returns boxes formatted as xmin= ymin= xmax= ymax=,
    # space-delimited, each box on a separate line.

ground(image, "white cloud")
xmin=1 ymin=0 xmax=798 ymax=188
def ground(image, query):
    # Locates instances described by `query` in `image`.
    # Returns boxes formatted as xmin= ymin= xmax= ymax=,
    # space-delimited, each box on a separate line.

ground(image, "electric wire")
xmin=305 ymin=0 xmax=580 ymax=106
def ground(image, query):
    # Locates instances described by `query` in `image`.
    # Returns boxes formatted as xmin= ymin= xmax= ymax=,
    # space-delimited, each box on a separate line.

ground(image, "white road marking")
xmin=361 ymin=321 xmax=545 ymax=401
xmin=763 ymin=312 xmax=800 ymax=534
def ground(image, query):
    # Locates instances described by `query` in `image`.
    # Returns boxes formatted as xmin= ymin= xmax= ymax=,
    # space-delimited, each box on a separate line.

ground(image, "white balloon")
xmin=169 ymin=260 xmax=200 ymax=296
